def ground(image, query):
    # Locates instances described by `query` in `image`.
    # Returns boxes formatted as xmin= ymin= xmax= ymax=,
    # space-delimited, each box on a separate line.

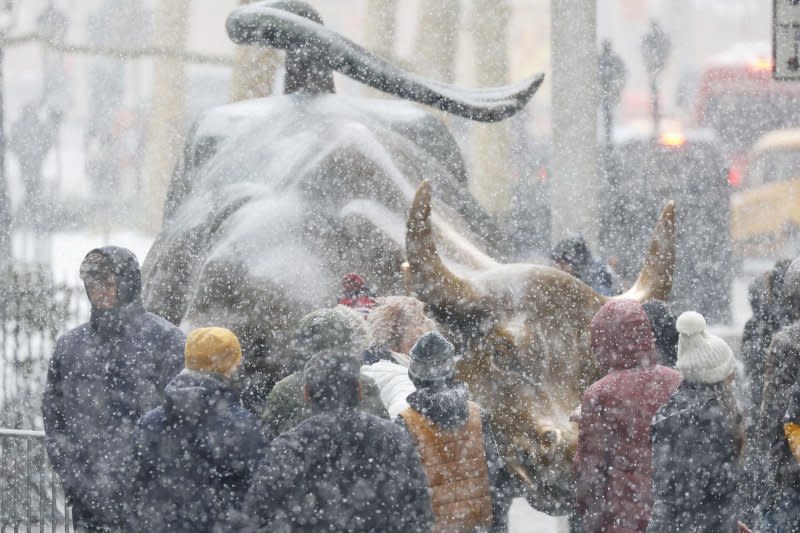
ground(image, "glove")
xmin=783 ymin=422 xmax=800 ymax=463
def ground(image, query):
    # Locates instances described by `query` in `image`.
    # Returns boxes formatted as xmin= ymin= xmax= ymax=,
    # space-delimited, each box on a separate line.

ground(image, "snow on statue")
xmin=142 ymin=0 xmax=676 ymax=514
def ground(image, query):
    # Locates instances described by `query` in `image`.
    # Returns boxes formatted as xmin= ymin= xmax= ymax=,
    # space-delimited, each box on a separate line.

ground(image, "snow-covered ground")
xmin=509 ymin=499 xmax=565 ymax=532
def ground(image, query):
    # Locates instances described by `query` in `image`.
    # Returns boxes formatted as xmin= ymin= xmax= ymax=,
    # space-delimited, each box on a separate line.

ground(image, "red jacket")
xmin=338 ymin=273 xmax=377 ymax=318
xmin=573 ymin=300 xmax=682 ymax=533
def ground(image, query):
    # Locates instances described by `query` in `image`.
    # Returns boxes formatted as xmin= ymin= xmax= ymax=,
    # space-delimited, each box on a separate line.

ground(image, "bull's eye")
xmin=488 ymin=333 xmax=520 ymax=372
xmin=514 ymin=448 xmax=537 ymax=469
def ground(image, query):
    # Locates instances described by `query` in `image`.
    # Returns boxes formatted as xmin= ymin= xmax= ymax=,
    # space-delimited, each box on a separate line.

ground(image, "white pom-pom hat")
xmin=675 ymin=311 xmax=734 ymax=384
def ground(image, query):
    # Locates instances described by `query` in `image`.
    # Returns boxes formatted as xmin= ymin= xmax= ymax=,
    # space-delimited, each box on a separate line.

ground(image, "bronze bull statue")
xmin=143 ymin=1 xmax=541 ymax=389
xmin=141 ymin=0 xmax=676 ymax=514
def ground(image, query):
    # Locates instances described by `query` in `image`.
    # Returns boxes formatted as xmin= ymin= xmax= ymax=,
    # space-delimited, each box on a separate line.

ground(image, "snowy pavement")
xmin=509 ymin=499 xmax=566 ymax=532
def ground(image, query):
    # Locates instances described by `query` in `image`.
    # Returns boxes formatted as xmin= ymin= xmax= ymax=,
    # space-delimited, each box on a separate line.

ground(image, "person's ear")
xmin=303 ymin=384 xmax=311 ymax=404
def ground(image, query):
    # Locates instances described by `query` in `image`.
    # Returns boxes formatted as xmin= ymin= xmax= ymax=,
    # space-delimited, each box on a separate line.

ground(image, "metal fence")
xmin=0 ymin=267 xmax=84 ymax=530
xmin=0 ymin=428 xmax=70 ymax=531
xmin=0 ymin=266 xmax=87 ymax=428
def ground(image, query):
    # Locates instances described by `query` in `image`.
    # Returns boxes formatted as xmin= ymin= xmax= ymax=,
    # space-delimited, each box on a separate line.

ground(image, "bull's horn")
xmin=227 ymin=1 xmax=544 ymax=122
xmin=616 ymin=201 xmax=676 ymax=302
xmin=406 ymin=181 xmax=478 ymax=312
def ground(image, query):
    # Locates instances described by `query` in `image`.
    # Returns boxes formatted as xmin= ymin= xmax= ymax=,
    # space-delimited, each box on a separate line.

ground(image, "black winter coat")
xmin=41 ymin=247 xmax=184 ymax=521
xmin=132 ymin=370 xmax=267 ymax=532
xmin=740 ymin=270 xmax=790 ymax=523
xmin=742 ymin=260 xmax=793 ymax=414
xmin=741 ymin=316 xmax=774 ymax=411
xmin=759 ymin=322 xmax=800 ymax=504
xmin=648 ymin=382 xmax=742 ymax=533
xmin=243 ymin=407 xmax=433 ymax=532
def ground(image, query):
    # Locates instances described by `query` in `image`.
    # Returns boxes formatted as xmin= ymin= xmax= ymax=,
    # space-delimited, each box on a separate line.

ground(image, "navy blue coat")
xmin=244 ymin=407 xmax=433 ymax=532
xmin=41 ymin=247 xmax=184 ymax=522
xmin=133 ymin=370 xmax=267 ymax=532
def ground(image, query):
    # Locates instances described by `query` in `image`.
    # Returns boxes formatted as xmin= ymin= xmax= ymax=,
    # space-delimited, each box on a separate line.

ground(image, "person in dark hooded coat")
xmin=738 ymin=259 xmax=791 ymax=524
xmin=777 ymin=367 xmax=800 ymax=532
xmin=132 ymin=327 xmax=266 ymax=532
xmin=742 ymin=259 xmax=792 ymax=413
xmin=552 ymin=234 xmax=621 ymax=296
xmin=396 ymin=331 xmax=509 ymax=533
xmin=573 ymin=300 xmax=682 ymax=532
xmin=41 ymin=246 xmax=184 ymax=531
xmin=648 ymin=311 xmax=744 ymax=533
xmin=244 ymin=349 xmax=433 ymax=532
xmin=757 ymin=257 xmax=800 ymax=530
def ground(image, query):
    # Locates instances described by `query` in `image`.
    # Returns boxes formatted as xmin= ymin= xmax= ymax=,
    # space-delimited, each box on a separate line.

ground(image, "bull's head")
xmin=405 ymin=181 xmax=675 ymax=513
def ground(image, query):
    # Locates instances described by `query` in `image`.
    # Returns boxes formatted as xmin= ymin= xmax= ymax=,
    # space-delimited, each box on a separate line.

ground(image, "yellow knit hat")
xmin=184 ymin=327 xmax=242 ymax=375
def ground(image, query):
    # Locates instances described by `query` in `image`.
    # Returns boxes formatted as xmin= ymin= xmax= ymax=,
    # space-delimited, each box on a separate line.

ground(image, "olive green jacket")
xmin=261 ymin=370 xmax=389 ymax=440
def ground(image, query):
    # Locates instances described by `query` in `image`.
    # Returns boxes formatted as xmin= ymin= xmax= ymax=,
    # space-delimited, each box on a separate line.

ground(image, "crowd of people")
xmin=38 ymin=245 xmax=800 ymax=532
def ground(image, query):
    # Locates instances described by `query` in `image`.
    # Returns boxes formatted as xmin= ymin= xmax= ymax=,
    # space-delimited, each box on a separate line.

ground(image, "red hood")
xmin=591 ymin=300 xmax=656 ymax=374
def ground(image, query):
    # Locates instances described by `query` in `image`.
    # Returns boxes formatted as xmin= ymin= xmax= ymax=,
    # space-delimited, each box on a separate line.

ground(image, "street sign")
xmin=774 ymin=0 xmax=800 ymax=79
xmin=641 ymin=21 xmax=671 ymax=79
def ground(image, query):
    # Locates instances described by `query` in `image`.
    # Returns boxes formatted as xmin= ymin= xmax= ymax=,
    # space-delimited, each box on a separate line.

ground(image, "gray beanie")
xmin=409 ymin=331 xmax=455 ymax=381
xmin=675 ymin=311 xmax=734 ymax=384
xmin=291 ymin=307 xmax=368 ymax=363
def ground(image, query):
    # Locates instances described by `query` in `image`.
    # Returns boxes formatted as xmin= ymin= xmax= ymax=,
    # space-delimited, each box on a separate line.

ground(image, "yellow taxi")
xmin=731 ymin=128 xmax=800 ymax=258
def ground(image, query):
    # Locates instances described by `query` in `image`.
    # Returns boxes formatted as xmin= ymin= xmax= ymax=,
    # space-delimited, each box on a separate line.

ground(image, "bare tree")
xmin=468 ymin=0 xmax=512 ymax=213
xmin=230 ymin=0 xmax=281 ymax=102
xmin=361 ymin=0 xmax=399 ymax=101
xmin=413 ymin=0 xmax=460 ymax=82
xmin=144 ymin=0 xmax=190 ymax=229
xmin=550 ymin=0 xmax=598 ymax=247
xmin=365 ymin=0 xmax=399 ymax=62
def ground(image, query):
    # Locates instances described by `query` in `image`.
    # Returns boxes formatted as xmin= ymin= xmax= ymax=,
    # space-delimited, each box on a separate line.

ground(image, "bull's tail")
xmin=616 ymin=201 xmax=676 ymax=303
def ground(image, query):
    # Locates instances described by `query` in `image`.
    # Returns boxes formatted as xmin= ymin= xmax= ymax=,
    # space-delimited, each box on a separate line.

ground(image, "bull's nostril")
xmin=515 ymin=450 xmax=528 ymax=465
xmin=542 ymin=429 xmax=560 ymax=447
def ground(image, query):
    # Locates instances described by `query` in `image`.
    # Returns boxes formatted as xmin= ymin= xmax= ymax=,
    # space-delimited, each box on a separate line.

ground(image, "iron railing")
xmin=0 ymin=428 xmax=70 ymax=531
xmin=0 ymin=267 xmax=87 ymax=428
xmin=0 ymin=267 xmax=86 ymax=530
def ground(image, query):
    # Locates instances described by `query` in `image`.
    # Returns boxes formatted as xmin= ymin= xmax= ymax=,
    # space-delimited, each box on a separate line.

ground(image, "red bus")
xmin=694 ymin=41 xmax=800 ymax=184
